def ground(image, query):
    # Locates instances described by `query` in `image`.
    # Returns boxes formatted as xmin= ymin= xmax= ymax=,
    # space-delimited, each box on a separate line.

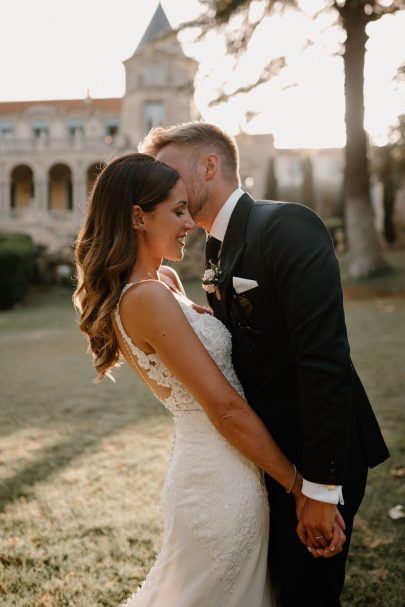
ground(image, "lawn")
xmin=0 ymin=260 xmax=404 ymax=606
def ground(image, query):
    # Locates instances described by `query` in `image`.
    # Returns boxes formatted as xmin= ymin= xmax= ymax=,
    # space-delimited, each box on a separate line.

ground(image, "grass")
xmin=0 ymin=258 xmax=404 ymax=606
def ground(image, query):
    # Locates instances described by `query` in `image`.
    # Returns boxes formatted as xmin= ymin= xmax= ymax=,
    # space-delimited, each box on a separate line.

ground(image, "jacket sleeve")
xmin=262 ymin=203 xmax=353 ymax=484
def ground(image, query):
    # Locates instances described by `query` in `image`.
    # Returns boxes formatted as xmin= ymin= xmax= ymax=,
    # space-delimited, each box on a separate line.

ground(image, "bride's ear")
xmin=132 ymin=205 xmax=145 ymax=232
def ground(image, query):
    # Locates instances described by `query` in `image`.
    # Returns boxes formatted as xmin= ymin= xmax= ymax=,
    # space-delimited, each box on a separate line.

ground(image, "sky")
xmin=0 ymin=0 xmax=404 ymax=148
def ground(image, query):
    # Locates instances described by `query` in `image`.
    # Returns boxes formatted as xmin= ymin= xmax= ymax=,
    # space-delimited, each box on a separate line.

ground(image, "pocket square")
xmin=232 ymin=276 xmax=259 ymax=294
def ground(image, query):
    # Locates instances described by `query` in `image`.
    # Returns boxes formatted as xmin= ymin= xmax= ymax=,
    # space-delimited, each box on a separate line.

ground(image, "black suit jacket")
xmin=208 ymin=193 xmax=389 ymax=485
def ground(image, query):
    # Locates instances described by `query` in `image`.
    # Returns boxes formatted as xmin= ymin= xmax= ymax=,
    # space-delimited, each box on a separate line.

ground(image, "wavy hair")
xmin=74 ymin=152 xmax=179 ymax=382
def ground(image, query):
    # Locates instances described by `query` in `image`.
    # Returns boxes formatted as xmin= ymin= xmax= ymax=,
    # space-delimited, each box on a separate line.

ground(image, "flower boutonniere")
xmin=202 ymin=260 xmax=223 ymax=300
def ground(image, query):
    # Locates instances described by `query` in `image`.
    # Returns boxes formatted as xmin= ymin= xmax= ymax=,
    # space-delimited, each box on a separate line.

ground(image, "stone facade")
xmin=0 ymin=97 xmax=123 ymax=252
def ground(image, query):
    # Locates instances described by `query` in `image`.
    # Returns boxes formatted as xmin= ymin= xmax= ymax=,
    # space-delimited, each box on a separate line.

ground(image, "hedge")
xmin=0 ymin=232 xmax=35 ymax=309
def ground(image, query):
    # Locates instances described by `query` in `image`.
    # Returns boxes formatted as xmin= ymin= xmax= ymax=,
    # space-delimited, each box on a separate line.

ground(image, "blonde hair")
xmin=73 ymin=152 xmax=179 ymax=382
xmin=140 ymin=122 xmax=240 ymax=185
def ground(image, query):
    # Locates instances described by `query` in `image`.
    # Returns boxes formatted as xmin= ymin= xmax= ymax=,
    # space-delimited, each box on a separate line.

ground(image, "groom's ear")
xmin=131 ymin=205 xmax=145 ymax=231
xmin=203 ymin=154 xmax=219 ymax=181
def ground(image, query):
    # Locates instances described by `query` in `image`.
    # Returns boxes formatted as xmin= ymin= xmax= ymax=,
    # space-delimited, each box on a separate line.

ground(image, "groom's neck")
xmin=197 ymin=183 xmax=238 ymax=232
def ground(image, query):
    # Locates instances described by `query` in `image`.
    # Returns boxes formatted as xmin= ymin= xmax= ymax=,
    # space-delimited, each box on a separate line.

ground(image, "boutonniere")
xmin=202 ymin=260 xmax=223 ymax=300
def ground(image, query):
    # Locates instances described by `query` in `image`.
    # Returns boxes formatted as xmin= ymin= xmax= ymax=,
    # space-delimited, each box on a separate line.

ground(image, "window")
xmin=0 ymin=122 xmax=13 ymax=138
xmin=68 ymin=119 xmax=84 ymax=140
xmin=143 ymin=63 xmax=165 ymax=86
xmin=104 ymin=118 xmax=120 ymax=143
xmin=144 ymin=101 xmax=165 ymax=131
xmin=32 ymin=121 xmax=48 ymax=139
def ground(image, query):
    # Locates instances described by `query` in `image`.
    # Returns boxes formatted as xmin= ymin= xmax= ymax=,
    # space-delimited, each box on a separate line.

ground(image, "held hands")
xmin=295 ymin=495 xmax=346 ymax=558
xmin=290 ymin=474 xmax=346 ymax=559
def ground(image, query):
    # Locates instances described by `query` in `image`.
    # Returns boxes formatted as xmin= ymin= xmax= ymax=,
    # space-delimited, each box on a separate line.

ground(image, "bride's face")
xmin=136 ymin=179 xmax=195 ymax=261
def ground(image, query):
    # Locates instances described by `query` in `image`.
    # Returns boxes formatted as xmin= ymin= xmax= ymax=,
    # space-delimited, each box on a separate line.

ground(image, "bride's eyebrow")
xmin=174 ymin=200 xmax=188 ymax=207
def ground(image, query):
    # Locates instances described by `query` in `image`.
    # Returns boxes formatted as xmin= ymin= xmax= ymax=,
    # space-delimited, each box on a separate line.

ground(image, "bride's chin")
xmin=165 ymin=250 xmax=185 ymax=262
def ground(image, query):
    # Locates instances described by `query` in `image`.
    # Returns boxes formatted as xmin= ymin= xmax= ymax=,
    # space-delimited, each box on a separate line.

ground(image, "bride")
xmin=73 ymin=153 xmax=340 ymax=607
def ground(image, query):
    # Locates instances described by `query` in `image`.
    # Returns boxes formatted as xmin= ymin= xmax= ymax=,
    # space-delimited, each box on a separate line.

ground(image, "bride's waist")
xmin=173 ymin=409 xmax=212 ymax=433
xmin=173 ymin=414 xmax=248 ymax=459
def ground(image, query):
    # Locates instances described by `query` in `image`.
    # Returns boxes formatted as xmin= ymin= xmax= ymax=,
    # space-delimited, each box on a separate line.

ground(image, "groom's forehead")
xmin=157 ymin=144 xmax=194 ymax=170
xmin=156 ymin=144 xmax=181 ymax=163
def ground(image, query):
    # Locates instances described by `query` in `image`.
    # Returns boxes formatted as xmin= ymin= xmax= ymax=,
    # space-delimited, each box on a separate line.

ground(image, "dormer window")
xmin=144 ymin=101 xmax=165 ymax=131
xmin=143 ymin=63 xmax=165 ymax=86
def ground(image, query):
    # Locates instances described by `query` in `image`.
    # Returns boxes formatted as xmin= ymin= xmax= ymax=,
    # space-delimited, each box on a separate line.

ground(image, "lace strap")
xmin=114 ymin=285 xmax=152 ymax=371
xmin=114 ymin=282 xmax=172 ymax=391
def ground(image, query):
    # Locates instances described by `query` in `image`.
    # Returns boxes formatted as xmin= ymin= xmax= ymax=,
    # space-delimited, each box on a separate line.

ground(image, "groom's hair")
xmin=139 ymin=122 xmax=240 ymax=184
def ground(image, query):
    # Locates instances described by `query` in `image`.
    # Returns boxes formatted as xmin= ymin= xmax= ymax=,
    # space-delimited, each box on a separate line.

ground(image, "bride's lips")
xmin=177 ymin=233 xmax=187 ymax=246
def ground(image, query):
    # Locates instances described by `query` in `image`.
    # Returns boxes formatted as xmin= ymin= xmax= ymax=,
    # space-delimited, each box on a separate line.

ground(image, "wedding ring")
xmin=315 ymin=535 xmax=324 ymax=540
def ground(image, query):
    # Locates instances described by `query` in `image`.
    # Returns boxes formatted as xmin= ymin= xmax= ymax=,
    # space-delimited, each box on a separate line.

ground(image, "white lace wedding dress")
xmin=115 ymin=283 xmax=274 ymax=607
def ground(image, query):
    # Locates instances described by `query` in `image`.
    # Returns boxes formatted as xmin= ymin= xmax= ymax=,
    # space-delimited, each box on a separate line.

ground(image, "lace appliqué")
xmin=114 ymin=283 xmax=199 ymax=414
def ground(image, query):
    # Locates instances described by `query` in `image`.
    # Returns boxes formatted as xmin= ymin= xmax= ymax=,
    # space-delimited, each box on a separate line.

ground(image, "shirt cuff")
xmin=302 ymin=479 xmax=344 ymax=505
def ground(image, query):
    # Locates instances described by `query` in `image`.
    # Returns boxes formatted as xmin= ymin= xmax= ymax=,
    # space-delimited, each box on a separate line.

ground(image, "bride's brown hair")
xmin=74 ymin=152 xmax=179 ymax=382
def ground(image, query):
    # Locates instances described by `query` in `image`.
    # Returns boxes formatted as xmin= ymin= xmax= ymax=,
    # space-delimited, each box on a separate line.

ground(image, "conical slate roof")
xmin=135 ymin=3 xmax=172 ymax=53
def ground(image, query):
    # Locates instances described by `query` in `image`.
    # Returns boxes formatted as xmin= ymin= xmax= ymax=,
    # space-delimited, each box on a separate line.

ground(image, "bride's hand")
xmin=294 ymin=491 xmax=308 ymax=522
xmin=305 ymin=521 xmax=347 ymax=559
xmin=192 ymin=303 xmax=213 ymax=315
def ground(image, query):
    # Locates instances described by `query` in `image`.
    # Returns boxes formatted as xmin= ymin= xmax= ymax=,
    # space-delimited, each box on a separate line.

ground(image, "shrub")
xmin=0 ymin=232 xmax=35 ymax=309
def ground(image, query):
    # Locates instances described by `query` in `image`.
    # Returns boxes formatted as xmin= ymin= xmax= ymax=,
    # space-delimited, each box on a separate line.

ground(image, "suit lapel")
xmin=218 ymin=193 xmax=254 ymax=322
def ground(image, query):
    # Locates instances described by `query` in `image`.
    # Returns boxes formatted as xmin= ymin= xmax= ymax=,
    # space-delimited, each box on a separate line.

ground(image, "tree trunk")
xmin=380 ymin=146 xmax=397 ymax=244
xmin=301 ymin=154 xmax=316 ymax=209
xmin=264 ymin=156 xmax=279 ymax=200
xmin=342 ymin=6 xmax=388 ymax=278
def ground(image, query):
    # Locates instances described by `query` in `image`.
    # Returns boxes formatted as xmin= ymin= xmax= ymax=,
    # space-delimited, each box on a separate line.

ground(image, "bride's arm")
xmin=120 ymin=280 xmax=301 ymax=496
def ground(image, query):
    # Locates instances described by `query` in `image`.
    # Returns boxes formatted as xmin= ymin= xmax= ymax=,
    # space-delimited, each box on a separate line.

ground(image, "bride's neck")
xmin=129 ymin=249 xmax=162 ymax=283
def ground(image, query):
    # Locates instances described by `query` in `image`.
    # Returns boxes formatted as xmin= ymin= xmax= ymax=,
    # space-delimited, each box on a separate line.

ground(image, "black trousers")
xmin=266 ymin=464 xmax=368 ymax=607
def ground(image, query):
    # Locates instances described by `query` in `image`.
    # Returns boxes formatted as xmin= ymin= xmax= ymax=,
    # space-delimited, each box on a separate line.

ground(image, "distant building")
xmin=6 ymin=2 xmax=389 ymax=258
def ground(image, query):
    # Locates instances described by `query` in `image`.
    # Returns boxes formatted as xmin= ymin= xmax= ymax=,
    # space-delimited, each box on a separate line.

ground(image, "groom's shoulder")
xmin=250 ymin=199 xmax=321 ymax=224
xmin=248 ymin=200 xmax=329 ymax=244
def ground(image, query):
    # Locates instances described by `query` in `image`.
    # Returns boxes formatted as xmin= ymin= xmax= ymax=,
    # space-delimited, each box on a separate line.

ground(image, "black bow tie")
xmin=205 ymin=236 xmax=221 ymax=269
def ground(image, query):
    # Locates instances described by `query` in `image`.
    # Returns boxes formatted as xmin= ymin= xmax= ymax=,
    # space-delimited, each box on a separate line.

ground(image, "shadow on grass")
xmin=0 ymin=412 xmax=158 ymax=513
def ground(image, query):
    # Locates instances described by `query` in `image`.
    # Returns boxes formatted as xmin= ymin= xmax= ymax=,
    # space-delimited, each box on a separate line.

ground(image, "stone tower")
xmin=121 ymin=3 xmax=198 ymax=149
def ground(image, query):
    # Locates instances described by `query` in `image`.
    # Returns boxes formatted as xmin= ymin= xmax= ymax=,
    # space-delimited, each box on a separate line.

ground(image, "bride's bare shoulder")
xmin=120 ymin=279 xmax=175 ymax=314
xmin=159 ymin=265 xmax=186 ymax=294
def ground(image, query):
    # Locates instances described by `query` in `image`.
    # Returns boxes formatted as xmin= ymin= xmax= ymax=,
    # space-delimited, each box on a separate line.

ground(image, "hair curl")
xmin=73 ymin=152 xmax=179 ymax=382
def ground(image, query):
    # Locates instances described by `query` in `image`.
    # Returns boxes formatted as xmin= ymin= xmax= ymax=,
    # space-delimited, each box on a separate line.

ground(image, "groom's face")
xmin=156 ymin=144 xmax=209 ymax=223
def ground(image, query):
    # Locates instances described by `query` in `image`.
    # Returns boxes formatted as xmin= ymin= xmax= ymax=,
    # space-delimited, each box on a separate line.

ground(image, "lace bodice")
xmin=114 ymin=282 xmax=245 ymax=413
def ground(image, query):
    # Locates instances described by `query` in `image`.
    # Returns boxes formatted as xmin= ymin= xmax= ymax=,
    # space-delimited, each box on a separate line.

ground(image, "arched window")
xmin=10 ymin=165 xmax=34 ymax=210
xmin=48 ymin=164 xmax=73 ymax=211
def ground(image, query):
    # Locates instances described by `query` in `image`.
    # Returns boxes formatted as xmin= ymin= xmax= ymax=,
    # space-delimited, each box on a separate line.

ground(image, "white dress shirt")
xmin=210 ymin=187 xmax=244 ymax=241
xmin=211 ymin=188 xmax=344 ymax=505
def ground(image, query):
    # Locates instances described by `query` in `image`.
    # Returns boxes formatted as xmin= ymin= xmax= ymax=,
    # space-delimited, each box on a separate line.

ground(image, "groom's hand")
xmin=296 ymin=499 xmax=346 ymax=557
xmin=191 ymin=303 xmax=213 ymax=315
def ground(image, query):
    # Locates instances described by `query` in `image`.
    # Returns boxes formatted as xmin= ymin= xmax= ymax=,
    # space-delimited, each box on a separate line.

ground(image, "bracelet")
xmin=286 ymin=463 xmax=297 ymax=494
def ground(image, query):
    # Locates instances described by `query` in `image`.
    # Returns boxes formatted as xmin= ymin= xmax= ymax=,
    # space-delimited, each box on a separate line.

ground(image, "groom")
xmin=141 ymin=122 xmax=389 ymax=606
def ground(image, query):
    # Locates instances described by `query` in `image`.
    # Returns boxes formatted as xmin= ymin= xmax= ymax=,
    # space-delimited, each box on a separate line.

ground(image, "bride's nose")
xmin=185 ymin=215 xmax=195 ymax=231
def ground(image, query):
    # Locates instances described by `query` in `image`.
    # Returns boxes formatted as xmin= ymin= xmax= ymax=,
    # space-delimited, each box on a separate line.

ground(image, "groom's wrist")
xmin=302 ymin=479 xmax=344 ymax=505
